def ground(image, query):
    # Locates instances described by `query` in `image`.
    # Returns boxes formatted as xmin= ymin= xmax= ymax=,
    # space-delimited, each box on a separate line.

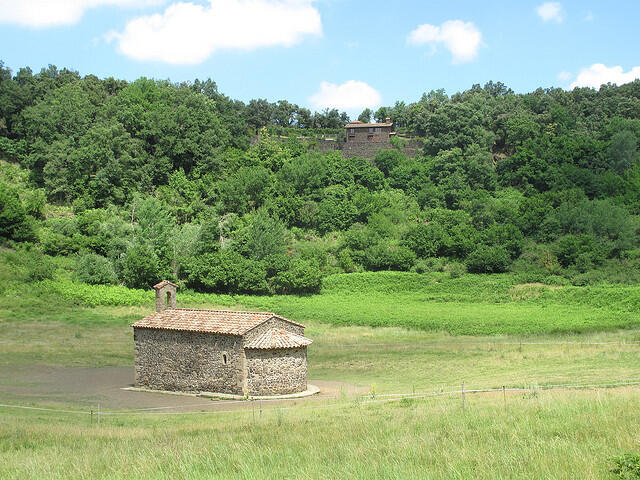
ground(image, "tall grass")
xmin=1 ymin=388 xmax=638 ymax=479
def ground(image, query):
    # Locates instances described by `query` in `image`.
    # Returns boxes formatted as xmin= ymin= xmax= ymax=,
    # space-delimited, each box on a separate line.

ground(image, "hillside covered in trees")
xmin=2 ymin=62 xmax=640 ymax=293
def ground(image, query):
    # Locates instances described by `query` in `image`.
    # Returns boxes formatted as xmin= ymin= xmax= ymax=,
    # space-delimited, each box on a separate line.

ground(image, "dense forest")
xmin=1 ymin=61 xmax=640 ymax=293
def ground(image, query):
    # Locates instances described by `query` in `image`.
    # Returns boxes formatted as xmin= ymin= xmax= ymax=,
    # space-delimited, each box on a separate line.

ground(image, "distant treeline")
xmin=1 ymin=62 xmax=640 ymax=293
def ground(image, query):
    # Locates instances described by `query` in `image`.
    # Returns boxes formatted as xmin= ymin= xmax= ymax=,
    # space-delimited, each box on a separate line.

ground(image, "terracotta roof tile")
xmin=245 ymin=328 xmax=312 ymax=350
xmin=132 ymin=309 xmax=304 ymax=336
xmin=345 ymin=122 xmax=393 ymax=128
xmin=153 ymin=280 xmax=178 ymax=290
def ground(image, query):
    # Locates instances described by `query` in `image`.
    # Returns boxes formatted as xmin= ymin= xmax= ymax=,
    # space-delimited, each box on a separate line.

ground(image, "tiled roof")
xmin=245 ymin=328 xmax=312 ymax=350
xmin=132 ymin=309 xmax=304 ymax=336
xmin=153 ymin=280 xmax=178 ymax=290
xmin=345 ymin=122 xmax=393 ymax=128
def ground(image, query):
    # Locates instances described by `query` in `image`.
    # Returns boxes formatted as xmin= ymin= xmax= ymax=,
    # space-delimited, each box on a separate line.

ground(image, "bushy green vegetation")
xmin=612 ymin=454 xmax=640 ymax=479
xmin=2 ymin=63 xmax=640 ymax=294
xmin=4 ymin=247 xmax=640 ymax=336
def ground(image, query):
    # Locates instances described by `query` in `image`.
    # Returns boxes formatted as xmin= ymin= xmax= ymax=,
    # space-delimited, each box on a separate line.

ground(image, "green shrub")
xmin=467 ymin=245 xmax=511 ymax=273
xmin=39 ymin=228 xmax=85 ymax=256
xmin=404 ymin=223 xmax=447 ymax=258
xmin=337 ymin=248 xmax=358 ymax=273
xmin=76 ymin=253 xmax=118 ymax=285
xmin=483 ymin=223 xmax=524 ymax=259
xmin=0 ymin=181 xmax=36 ymax=242
xmin=263 ymin=253 xmax=291 ymax=278
xmin=122 ymin=243 xmax=161 ymax=289
xmin=273 ymin=258 xmax=322 ymax=294
xmin=444 ymin=261 xmax=466 ymax=278
xmin=363 ymin=243 xmax=416 ymax=271
xmin=184 ymin=250 xmax=268 ymax=294
xmin=1 ymin=248 xmax=56 ymax=282
xmin=233 ymin=258 xmax=269 ymax=294
xmin=26 ymin=252 xmax=55 ymax=281
xmin=554 ymin=234 xmax=605 ymax=268
xmin=611 ymin=453 xmax=640 ymax=479
xmin=412 ymin=257 xmax=447 ymax=274
xmin=411 ymin=259 xmax=431 ymax=274
xmin=373 ymin=149 xmax=405 ymax=176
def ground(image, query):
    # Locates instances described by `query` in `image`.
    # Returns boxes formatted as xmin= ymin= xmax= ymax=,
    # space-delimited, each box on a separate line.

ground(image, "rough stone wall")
xmin=312 ymin=140 xmax=422 ymax=159
xmin=251 ymin=134 xmax=423 ymax=160
xmin=346 ymin=127 xmax=392 ymax=143
xmin=246 ymin=347 xmax=307 ymax=395
xmin=243 ymin=317 xmax=305 ymax=345
xmin=340 ymin=141 xmax=394 ymax=159
xmin=134 ymin=328 xmax=245 ymax=394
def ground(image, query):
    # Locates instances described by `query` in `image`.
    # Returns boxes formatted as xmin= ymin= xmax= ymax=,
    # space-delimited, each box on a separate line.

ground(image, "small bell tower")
xmin=153 ymin=280 xmax=178 ymax=312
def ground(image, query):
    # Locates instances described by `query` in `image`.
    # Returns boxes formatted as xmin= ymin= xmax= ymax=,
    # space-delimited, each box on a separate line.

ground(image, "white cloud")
xmin=0 ymin=0 xmax=164 ymax=28
xmin=557 ymin=71 xmax=572 ymax=81
xmin=537 ymin=2 xmax=563 ymax=23
xmin=570 ymin=64 xmax=640 ymax=89
xmin=584 ymin=11 xmax=595 ymax=22
xmin=308 ymin=80 xmax=381 ymax=111
xmin=107 ymin=0 xmax=322 ymax=64
xmin=407 ymin=20 xmax=482 ymax=64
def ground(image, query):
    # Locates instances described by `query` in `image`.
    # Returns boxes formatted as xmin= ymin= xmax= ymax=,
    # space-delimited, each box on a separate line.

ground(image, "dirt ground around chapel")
xmin=0 ymin=364 xmax=367 ymax=411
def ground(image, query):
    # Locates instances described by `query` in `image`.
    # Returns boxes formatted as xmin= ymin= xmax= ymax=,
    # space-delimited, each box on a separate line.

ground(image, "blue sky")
xmin=1 ymin=0 xmax=639 ymax=116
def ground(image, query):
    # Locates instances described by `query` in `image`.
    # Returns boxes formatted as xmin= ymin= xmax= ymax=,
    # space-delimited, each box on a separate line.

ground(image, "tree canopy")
xmin=2 ymin=61 xmax=640 ymax=292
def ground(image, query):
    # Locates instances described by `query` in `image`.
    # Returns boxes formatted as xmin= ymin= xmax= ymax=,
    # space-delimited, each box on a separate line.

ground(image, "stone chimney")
xmin=153 ymin=280 xmax=177 ymax=312
xmin=385 ymin=116 xmax=391 ymax=123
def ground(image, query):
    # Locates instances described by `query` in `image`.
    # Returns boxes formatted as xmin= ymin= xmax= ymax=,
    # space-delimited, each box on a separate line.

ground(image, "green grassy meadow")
xmin=2 ymin=261 xmax=640 ymax=478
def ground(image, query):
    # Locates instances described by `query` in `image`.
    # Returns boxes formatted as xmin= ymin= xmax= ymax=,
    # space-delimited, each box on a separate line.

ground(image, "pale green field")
xmin=1 ymin=388 xmax=639 ymax=479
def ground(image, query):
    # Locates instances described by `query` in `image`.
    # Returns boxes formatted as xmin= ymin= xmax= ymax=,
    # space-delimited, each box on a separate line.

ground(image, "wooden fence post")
xmin=462 ymin=382 xmax=466 ymax=411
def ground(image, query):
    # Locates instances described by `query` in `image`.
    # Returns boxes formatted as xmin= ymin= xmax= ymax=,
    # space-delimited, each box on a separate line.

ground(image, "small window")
xmin=348 ymin=128 xmax=355 ymax=134
xmin=368 ymin=127 xmax=374 ymax=133
xmin=222 ymin=353 xmax=228 ymax=365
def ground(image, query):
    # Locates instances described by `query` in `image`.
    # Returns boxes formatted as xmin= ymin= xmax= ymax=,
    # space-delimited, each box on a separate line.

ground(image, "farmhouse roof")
xmin=245 ymin=328 xmax=312 ymax=350
xmin=345 ymin=121 xmax=393 ymax=128
xmin=153 ymin=280 xmax=178 ymax=290
xmin=132 ymin=309 xmax=305 ymax=336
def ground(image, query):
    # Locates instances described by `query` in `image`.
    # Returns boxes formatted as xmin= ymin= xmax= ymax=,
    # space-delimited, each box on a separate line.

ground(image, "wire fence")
xmin=2 ymin=340 xmax=639 ymax=347
xmin=324 ymin=341 xmax=640 ymax=348
xmin=2 ymin=378 xmax=639 ymax=420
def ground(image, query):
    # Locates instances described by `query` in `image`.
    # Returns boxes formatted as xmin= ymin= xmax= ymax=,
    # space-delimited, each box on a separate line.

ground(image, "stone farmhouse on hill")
xmin=132 ymin=281 xmax=312 ymax=396
xmin=345 ymin=117 xmax=395 ymax=143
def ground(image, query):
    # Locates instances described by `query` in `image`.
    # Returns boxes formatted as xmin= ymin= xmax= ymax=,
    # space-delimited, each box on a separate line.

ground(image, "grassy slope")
xmin=23 ymin=271 xmax=640 ymax=335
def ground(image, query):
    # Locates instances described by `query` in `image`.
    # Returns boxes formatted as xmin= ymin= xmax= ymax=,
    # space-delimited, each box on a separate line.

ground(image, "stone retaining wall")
xmin=312 ymin=139 xmax=423 ymax=159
